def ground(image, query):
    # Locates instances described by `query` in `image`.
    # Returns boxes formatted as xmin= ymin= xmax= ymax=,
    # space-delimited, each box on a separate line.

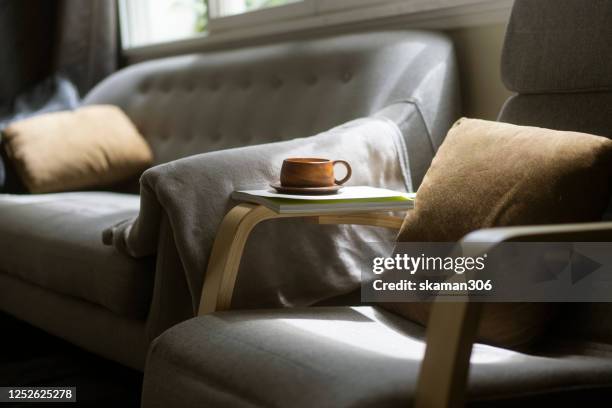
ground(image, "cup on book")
xmin=280 ymin=158 xmax=352 ymax=188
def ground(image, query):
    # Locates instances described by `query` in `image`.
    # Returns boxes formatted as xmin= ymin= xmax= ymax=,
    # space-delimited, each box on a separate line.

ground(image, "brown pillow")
xmin=2 ymin=105 xmax=153 ymax=193
xmin=384 ymin=118 xmax=612 ymax=349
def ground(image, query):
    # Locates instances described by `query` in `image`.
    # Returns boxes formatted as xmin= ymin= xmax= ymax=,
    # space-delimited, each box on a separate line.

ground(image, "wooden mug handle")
xmin=333 ymin=160 xmax=352 ymax=185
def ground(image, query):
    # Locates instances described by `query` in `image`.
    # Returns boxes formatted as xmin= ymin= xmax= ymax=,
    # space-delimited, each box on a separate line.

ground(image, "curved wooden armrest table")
xmin=198 ymin=203 xmax=405 ymax=314
xmin=198 ymin=202 xmax=482 ymax=408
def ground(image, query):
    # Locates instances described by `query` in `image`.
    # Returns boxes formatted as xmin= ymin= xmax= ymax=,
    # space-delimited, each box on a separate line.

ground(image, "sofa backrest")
xmin=498 ymin=0 xmax=612 ymax=344
xmin=83 ymin=31 xmax=459 ymax=166
xmin=498 ymin=0 xmax=612 ymax=137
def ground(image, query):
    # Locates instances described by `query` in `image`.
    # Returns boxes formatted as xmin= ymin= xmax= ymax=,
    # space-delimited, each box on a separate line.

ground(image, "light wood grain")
xmin=415 ymin=301 xmax=482 ymax=408
xmin=198 ymin=205 xmax=404 ymax=315
xmin=313 ymin=213 xmax=404 ymax=229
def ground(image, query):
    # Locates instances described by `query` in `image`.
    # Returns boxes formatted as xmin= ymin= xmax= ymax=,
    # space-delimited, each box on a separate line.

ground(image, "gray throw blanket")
xmin=103 ymin=116 xmax=411 ymax=313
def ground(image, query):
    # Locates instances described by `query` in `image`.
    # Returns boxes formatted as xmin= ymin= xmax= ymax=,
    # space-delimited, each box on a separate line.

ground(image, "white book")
xmin=232 ymin=186 xmax=415 ymax=214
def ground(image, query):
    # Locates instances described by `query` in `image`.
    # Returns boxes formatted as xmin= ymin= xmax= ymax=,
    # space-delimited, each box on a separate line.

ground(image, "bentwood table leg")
xmin=198 ymin=204 xmax=404 ymax=315
xmin=198 ymin=204 xmax=279 ymax=315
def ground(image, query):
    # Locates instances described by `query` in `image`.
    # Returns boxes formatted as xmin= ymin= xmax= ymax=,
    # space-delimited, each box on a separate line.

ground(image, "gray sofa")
xmin=0 ymin=31 xmax=460 ymax=369
xmin=140 ymin=1 xmax=612 ymax=407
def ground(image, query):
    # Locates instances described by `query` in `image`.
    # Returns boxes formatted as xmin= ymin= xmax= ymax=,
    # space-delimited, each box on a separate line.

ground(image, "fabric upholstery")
xmin=387 ymin=118 xmax=612 ymax=348
xmin=0 ymin=272 xmax=148 ymax=370
xmin=0 ymin=192 xmax=154 ymax=319
xmin=145 ymin=213 xmax=194 ymax=341
xmin=499 ymin=93 xmax=612 ymax=138
xmin=83 ymin=31 xmax=459 ymax=168
xmin=499 ymin=0 xmax=612 ymax=345
xmin=2 ymin=105 xmax=153 ymax=193
xmin=501 ymin=0 xmax=612 ymax=93
xmin=374 ymin=102 xmax=434 ymax=188
xmin=141 ymin=307 xmax=612 ymax=408
xmin=398 ymin=118 xmax=612 ymax=241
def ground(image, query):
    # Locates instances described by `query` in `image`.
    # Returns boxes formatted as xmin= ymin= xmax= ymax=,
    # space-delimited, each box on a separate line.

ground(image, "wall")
xmin=448 ymin=23 xmax=513 ymax=120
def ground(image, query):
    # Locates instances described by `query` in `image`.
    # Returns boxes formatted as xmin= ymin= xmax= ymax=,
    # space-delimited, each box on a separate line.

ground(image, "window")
xmin=119 ymin=0 xmax=304 ymax=48
xmin=207 ymin=0 xmax=311 ymax=32
xmin=119 ymin=0 xmax=208 ymax=49
xmin=119 ymin=0 xmax=512 ymax=51
xmin=211 ymin=0 xmax=302 ymax=18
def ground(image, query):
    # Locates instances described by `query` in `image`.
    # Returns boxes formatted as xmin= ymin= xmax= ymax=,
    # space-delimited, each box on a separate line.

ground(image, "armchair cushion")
xmin=387 ymin=118 xmax=612 ymax=348
xmin=142 ymin=307 xmax=612 ymax=407
xmin=2 ymin=105 xmax=153 ymax=193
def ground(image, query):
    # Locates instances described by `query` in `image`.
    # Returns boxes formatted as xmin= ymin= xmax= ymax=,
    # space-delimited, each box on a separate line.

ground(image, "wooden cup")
xmin=280 ymin=158 xmax=352 ymax=187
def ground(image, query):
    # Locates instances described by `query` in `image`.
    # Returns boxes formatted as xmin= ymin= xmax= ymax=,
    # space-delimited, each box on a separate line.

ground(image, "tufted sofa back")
xmin=83 ymin=31 xmax=459 ymax=166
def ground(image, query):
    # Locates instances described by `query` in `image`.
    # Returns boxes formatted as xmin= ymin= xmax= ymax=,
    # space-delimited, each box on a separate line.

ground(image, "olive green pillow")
xmin=384 ymin=118 xmax=612 ymax=349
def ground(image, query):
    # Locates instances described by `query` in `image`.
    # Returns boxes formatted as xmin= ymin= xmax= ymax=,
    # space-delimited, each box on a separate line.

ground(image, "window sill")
xmin=123 ymin=0 xmax=512 ymax=62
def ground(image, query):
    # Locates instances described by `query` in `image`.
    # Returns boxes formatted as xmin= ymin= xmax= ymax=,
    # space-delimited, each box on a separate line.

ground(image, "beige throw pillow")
xmin=2 ymin=105 xmax=153 ymax=193
xmin=384 ymin=118 xmax=612 ymax=349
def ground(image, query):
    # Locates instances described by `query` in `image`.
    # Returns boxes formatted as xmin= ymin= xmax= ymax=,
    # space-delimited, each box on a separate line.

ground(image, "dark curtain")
xmin=0 ymin=0 xmax=58 ymax=115
xmin=0 ymin=0 xmax=118 ymax=114
xmin=55 ymin=0 xmax=119 ymax=96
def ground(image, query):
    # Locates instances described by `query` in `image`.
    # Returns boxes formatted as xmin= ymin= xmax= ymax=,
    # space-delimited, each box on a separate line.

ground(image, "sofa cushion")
xmin=386 ymin=118 xmax=612 ymax=349
xmin=141 ymin=307 xmax=612 ymax=408
xmin=399 ymin=118 xmax=612 ymax=241
xmin=0 ymin=192 xmax=154 ymax=319
xmin=2 ymin=105 xmax=153 ymax=194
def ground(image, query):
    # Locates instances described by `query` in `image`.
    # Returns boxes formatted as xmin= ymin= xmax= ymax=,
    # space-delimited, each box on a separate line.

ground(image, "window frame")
xmin=118 ymin=0 xmax=209 ymax=50
xmin=208 ymin=0 xmax=314 ymax=33
xmin=120 ymin=0 xmax=513 ymax=58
